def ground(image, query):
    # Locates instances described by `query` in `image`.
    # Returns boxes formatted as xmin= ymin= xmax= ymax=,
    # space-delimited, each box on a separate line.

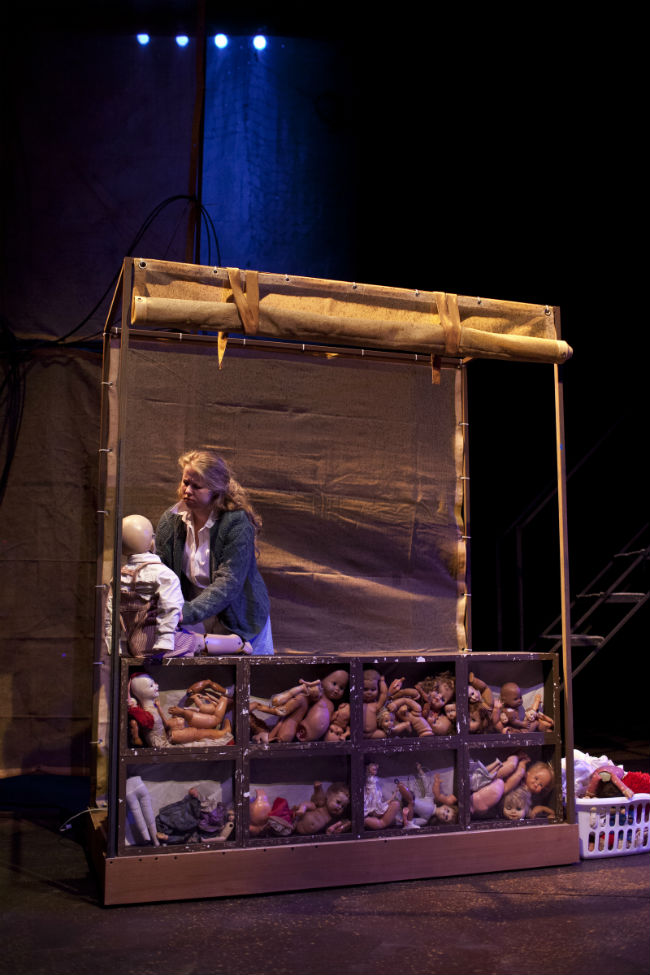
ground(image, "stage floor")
xmin=0 ymin=778 xmax=648 ymax=975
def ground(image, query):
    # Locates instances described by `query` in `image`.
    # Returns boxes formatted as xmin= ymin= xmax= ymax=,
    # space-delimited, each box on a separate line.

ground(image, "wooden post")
xmin=554 ymin=331 xmax=575 ymax=823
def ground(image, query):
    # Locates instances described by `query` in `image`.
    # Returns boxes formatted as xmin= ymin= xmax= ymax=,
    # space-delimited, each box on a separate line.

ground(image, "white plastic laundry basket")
xmin=576 ymin=793 xmax=650 ymax=859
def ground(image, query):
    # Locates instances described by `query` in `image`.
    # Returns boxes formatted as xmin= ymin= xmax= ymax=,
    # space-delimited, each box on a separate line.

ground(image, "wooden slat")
xmin=101 ymin=822 xmax=579 ymax=905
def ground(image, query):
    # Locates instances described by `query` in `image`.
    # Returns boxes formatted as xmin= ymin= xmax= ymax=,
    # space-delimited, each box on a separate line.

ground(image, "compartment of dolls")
xmin=124 ymin=661 xmax=237 ymax=749
xmin=248 ymin=660 xmax=351 ymax=744
xmin=121 ymin=759 xmax=236 ymax=852
xmin=468 ymin=745 xmax=557 ymax=824
xmin=247 ymin=753 xmax=352 ymax=841
xmin=360 ymin=749 xmax=459 ymax=833
xmin=360 ymin=660 xmax=458 ymax=740
xmin=461 ymin=658 xmax=554 ymax=736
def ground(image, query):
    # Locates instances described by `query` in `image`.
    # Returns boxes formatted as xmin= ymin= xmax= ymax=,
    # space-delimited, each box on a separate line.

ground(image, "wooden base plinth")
xmin=92 ymin=816 xmax=579 ymax=906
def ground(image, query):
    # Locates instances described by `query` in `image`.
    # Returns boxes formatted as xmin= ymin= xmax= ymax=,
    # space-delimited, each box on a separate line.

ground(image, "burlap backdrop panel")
xmin=119 ymin=342 xmax=465 ymax=654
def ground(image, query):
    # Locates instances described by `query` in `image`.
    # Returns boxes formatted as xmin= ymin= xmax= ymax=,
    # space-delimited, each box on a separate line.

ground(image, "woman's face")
xmin=180 ymin=466 xmax=214 ymax=512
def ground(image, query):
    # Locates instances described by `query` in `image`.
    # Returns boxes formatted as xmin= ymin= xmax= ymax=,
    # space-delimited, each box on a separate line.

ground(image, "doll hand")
xmin=327 ymin=819 xmax=351 ymax=834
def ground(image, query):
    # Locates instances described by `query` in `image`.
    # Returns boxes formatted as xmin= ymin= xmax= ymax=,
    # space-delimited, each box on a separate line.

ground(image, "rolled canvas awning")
xmin=128 ymin=259 xmax=570 ymax=366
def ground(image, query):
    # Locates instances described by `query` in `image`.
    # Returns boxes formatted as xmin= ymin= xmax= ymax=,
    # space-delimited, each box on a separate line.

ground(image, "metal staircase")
xmin=535 ymin=522 xmax=650 ymax=679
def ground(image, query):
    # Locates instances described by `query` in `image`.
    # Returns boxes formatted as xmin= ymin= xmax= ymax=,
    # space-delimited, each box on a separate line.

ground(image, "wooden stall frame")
xmin=91 ymin=258 xmax=577 ymax=901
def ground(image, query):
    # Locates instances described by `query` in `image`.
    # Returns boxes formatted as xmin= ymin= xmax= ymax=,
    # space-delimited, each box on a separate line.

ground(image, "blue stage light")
xmin=136 ymin=33 xmax=150 ymax=45
xmin=214 ymin=33 xmax=229 ymax=49
xmin=175 ymin=35 xmax=190 ymax=47
xmin=252 ymin=35 xmax=267 ymax=50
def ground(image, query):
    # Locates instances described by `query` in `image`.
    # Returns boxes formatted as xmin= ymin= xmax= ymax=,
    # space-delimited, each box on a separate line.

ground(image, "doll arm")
xmin=187 ymin=678 xmax=230 ymax=698
xmin=388 ymin=697 xmax=422 ymax=714
xmin=388 ymin=708 xmax=413 ymax=735
xmin=326 ymin=818 xmax=351 ymax=834
xmin=377 ymin=676 xmax=389 ymax=709
xmin=152 ymin=566 xmax=184 ymax=650
xmin=310 ymin=782 xmax=327 ymax=807
xmin=502 ymin=761 xmax=528 ymax=793
xmin=530 ymin=805 xmax=555 ymax=819
xmin=469 ymin=672 xmax=493 ymax=709
xmin=433 ymin=773 xmax=457 ymax=807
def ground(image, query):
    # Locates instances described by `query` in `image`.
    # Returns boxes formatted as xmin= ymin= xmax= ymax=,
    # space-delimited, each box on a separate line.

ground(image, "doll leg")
xmin=126 ymin=778 xmax=160 ymax=846
xmin=204 ymin=633 xmax=253 ymax=655
xmin=169 ymin=719 xmax=233 ymax=744
xmin=168 ymin=706 xmax=222 ymax=729
xmin=267 ymin=699 xmax=310 ymax=741
xmin=364 ymin=799 xmax=401 ymax=830
xmin=470 ymin=779 xmax=505 ymax=815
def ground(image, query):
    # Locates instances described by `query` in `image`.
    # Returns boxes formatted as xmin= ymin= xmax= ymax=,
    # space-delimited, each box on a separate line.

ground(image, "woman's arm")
xmin=181 ymin=512 xmax=256 ymax=625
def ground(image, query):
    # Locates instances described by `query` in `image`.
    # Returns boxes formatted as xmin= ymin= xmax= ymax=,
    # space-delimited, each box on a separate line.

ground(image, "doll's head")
xmin=435 ymin=802 xmax=458 ymax=824
xmin=500 ymin=682 xmax=523 ymax=710
xmin=433 ymin=670 xmax=456 ymax=704
xmin=363 ymin=669 xmax=382 ymax=702
xmin=365 ymin=761 xmax=380 ymax=780
xmin=326 ymin=783 xmax=350 ymax=817
xmin=129 ymin=672 xmax=158 ymax=706
xmin=377 ymin=708 xmax=397 ymax=734
xmin=428 ymin=711 xmax=453 ymax=735
xmin=322 ymin=669 xmax=348 ymax=702
xmin=502 ymin=786 xmax=532 ymax=821
xmin=468 ymin=685 xmax=481 ymax=704
xmin=525 ymin=761 xmax=554 ymax=796
xmin=122 ymin=515 xmax=154 ymax=555
xmin=468 ymin=702 xmax=481 ymax=733
xmin=444 ymin=702 xmax=457 ymax=723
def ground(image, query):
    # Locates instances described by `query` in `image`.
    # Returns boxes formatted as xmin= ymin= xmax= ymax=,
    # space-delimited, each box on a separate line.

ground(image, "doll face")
xmin=468 ymin=711 xmax=481 ymax=732
xmin=503 ymin=794 xmax=529 ymax=820
xmin=363 ymin=673 xmax=380 ymax=702
xmin=526 ymin=764 xmax=553 ymax=795
xmin=366 ymin=762 xmax=379 ymax=778
xmin=501 ymin=683 xmax=523 ymax=709
xmin=326 ymin=788 xmax=350 ymax=816
xmin=444 ymin=702 xmax=457 ymax=723
xmin=130 ymin=674 xmax=158 ymax=702
xmin=428 ymin=690 xmax=446 ymax=711
xmin=378 ymin=711 xmax=395 ymax=732
xmin=429 ymin=712 xmax=452 ymax=735
xmin=434 ymin=679 xmax=454 ymax=704
xmin=435 ymin=803 xmax=456 ymax=823
xmin=323 ymin=670 xmax=348 ymax=701
xmin=468 ymin=686 xmax=481 ymax=703
xmin=180 ymin=466 xmax=214 ymax=512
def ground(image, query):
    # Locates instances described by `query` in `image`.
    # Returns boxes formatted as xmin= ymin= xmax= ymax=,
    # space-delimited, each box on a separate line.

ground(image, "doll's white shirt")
xmin=105 ymin=552 xmax=183 ymax=652
xmin=171 ymin=502 xmax=217 ymax=592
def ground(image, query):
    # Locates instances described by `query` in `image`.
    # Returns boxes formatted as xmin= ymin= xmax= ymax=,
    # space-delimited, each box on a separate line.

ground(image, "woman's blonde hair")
xmin=177 ymin=449 xmax=262 ymax=533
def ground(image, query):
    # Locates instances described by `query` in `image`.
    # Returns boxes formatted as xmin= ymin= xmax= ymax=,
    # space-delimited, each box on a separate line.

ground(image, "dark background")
xmin=1 ymin=1 xmax=646 ymax=767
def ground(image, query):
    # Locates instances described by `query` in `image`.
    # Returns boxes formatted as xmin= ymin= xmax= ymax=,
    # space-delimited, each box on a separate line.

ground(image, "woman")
xmin=155 ymin=449 xmax=273 ymax=654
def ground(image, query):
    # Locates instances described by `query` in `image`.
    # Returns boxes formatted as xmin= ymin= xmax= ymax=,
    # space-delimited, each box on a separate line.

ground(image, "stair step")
xmin=579 ymin=592 xmax=646 ymax=603
xmin=543 ymin=634 xmax=605 ymax=646
xmin=613 ymin=546 xmax=650 ymax=558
